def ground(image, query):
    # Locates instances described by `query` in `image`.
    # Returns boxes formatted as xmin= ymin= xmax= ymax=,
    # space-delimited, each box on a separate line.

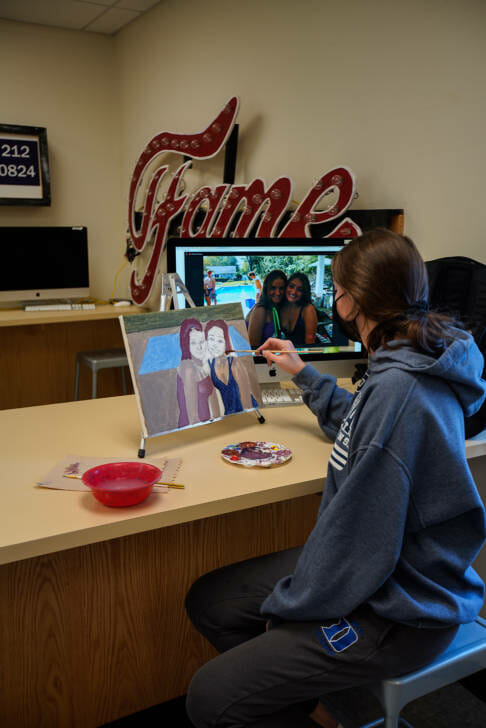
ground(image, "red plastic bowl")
xmin=82 ymin=462 xmax=162 ymax=507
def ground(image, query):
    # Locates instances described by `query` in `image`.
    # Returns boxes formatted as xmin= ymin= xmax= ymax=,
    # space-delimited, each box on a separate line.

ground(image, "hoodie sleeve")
xmin=260 ymin=444 xmax=411 ymax=621
xmin=292 ymin=364 xmax=354 ymax=441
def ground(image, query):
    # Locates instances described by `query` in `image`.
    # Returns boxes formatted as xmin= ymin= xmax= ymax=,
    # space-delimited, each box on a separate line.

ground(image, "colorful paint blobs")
xmin=221 ymin=441 xmax=292 ymax=468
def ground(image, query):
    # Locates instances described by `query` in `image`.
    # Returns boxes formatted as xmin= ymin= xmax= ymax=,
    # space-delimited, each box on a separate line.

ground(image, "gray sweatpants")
xmin=185 ymin=547 xmax=457 ymax=728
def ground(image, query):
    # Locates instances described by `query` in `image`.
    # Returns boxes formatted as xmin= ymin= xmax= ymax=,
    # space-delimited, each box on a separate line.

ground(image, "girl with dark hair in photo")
xmin=247 ymin=269 xmax=287 ymax=348
xmin=280 ymin=272 xmax=318 ymax=346
xmin=176 ymin=318 xmax=222 ymax=427
xmin=184 ymin=229 xmax=486 ymax=728
xmin=205 ymin=319 xmax=258 ymax=415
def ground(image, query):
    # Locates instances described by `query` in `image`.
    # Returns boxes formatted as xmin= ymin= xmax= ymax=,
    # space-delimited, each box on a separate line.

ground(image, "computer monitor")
xmin=166 ymin=237 xmax=366 ymax=381
xmin=0 ymin=226 xmax=90 ymax=304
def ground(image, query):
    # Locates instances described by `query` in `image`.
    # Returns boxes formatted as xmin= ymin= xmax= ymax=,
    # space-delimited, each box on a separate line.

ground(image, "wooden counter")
xmin=0 ymin=397 xmax=325 ymax=727
xmin=0 ymin=303 xmax=137 ymax=328
xmin=0 ymin=304 xmax=140 ymax=408
xmin=0 ymin=396 xmax=328 ymax=566
xmin=1 ymin=396 xmax=484 ymax=727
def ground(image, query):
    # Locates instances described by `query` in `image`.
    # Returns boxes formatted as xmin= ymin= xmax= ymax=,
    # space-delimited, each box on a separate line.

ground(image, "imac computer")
xmin=166 ymin=237 xmax=366 ymax=384
xmin=0 ymin=226 xmax=89 ymax=305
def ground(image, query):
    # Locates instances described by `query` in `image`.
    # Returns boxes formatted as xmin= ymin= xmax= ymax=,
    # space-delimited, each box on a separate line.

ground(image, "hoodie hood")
xmin=369 ymin=329 xmax=486 ymax=418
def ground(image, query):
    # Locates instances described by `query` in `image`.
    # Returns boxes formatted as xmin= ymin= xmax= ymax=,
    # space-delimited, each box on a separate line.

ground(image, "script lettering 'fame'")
xmin=128 ymin=97 xmax=360 ymax=306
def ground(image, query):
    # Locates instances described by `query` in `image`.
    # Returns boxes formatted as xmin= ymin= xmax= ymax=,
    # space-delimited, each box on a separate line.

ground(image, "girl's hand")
xmin=257 ymin=338 xmax=306 ymax=376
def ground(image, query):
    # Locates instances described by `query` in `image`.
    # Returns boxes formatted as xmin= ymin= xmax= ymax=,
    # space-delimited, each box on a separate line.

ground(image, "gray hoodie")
xmin=261 ymin=330 xmax=486 ymax=627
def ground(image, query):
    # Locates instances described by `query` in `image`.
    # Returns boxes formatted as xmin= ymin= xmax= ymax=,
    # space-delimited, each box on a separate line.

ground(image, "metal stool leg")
xmin=360 ymin=717 xmax=412 ymax=728
xmin=121 ymin=367 xmax=127 ymax=395
xmin=74 ymin=359 xmax=81 ymax=401
xmin=385 ymin=714 xmax=400 ymax=728
xmin=75 ymin=350 xmax=128 ymax=400
xmin=389 ymin=718 xmax=412 ymax=728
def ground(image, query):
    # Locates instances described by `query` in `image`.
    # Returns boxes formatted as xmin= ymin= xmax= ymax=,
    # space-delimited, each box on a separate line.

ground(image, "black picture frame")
xmin=0 ymin=123 xmax=51 ymax=206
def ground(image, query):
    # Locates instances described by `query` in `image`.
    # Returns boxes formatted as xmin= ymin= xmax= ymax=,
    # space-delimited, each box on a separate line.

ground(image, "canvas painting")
xmin=119 ymin=303 xmax=262 ymax=438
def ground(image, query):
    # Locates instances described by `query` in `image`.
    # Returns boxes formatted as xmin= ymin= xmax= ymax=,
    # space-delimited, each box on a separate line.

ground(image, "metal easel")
xmin=160 ymin=272 xmax=196 ymax=311
xmin=138 ymin=273 xmax=195 ymax=457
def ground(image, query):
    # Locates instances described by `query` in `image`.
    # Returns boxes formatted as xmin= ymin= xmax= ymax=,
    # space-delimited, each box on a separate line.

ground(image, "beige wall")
xmin=116 ymin=0 xmax=486 ymax=265
xmin=0 ymin=20 xmax=123 ymax=299
xmin=1 ymin=0 xmax=485 ymax=302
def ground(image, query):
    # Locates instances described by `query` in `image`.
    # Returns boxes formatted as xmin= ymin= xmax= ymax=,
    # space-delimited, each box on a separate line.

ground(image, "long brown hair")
xmin=179 ymin=318 xmax=203 ymax=360
xmin=259 ymin=269 xmax=288 ymax=310
xmin=286 ymin=273 xmax=312 ymax=307
xmin=331 ymin=228 xmax=461 ymax=355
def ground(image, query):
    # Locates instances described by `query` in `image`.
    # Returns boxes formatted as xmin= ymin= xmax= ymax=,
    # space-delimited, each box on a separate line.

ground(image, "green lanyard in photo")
xmin=272 ymin=307 xmax=285 ymax=339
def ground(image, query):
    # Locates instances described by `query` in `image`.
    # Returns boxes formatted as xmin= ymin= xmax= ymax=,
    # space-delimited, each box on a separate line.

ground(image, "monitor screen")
xmin=0 ymin=226 xmax=89 ymax=303
xmin=166 ymin=237 xmax=365 ymax=366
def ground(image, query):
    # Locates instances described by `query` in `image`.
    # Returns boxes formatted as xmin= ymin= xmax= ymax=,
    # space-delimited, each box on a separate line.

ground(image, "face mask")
xmin=332 ymin=292 xmax=362 ymax=343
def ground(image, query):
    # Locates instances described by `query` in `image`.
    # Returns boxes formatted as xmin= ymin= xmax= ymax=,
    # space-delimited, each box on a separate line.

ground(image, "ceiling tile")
xmin=77 ymin=0 xmax=116 ymax=5
xmin=0 ymin=0 xmax=161 ymax=33
xmin=116 ymin=0 xmax=159 ymax=10
xmin=0 ymin=0 xmax=102 ymax=29
xmin=85 ymin=6 xmax=139 ymax=33
xmin=76 ymin=0 xmax=116 ymax=6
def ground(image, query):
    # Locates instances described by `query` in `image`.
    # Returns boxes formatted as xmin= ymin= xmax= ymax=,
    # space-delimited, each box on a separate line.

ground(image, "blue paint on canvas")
xmin=139 ymin=332 xmax=181 ymax=374
xmin=138 ymin=325 xmax=251 ymax=375
xmin=229 ymin=326 xmax=252 ymax=355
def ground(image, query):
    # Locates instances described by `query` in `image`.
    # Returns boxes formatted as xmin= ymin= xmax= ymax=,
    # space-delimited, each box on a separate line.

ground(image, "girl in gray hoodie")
xmin=185 ymin=229 xmax=486 ymax=728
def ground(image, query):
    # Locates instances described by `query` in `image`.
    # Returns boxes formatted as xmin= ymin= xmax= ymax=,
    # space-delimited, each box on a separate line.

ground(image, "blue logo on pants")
xmin=319 ymin=618 xmax=359 ymax=653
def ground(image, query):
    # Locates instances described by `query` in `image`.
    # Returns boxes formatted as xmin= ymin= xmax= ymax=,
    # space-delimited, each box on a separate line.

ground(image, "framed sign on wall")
xmin=0 ymin=123 xmax=51 ymax=205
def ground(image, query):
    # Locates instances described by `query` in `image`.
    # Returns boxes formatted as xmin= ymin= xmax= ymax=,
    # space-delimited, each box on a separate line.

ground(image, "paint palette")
xmin=221 ymin=441 xmax=292 ymax=468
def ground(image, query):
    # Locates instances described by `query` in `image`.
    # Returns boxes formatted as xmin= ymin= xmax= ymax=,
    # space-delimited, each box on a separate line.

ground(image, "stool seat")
xmin=74 ymin=348 xmax=129 ymax=400
xmin=360 ymin=616 xmax=486 ymax=728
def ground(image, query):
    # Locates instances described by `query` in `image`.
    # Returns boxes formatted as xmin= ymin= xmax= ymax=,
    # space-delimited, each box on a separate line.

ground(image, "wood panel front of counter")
xmin=0 ymin=306 xmax=138 ymax=408
xmin=0 ymin=494 xmax=319 ymax=728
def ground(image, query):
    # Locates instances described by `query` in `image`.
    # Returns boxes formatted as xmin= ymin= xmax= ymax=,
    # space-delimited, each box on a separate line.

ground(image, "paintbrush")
xmin=226 ymin=348 xmax=316 ymax=355
xmin=63 ymin=473 xmax=185 ymax=489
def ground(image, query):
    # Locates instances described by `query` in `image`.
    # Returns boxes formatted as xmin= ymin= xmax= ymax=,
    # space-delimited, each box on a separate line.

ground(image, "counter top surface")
xmin=0 ymin=304 xmax=142 ymax=327
xmin=1 ymin=394 xmax=484 ymax=567
xmin=466 ymin=428 xmax=486 ymax=459
xmin=0 ymin=396 xmax=329 ymax=565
